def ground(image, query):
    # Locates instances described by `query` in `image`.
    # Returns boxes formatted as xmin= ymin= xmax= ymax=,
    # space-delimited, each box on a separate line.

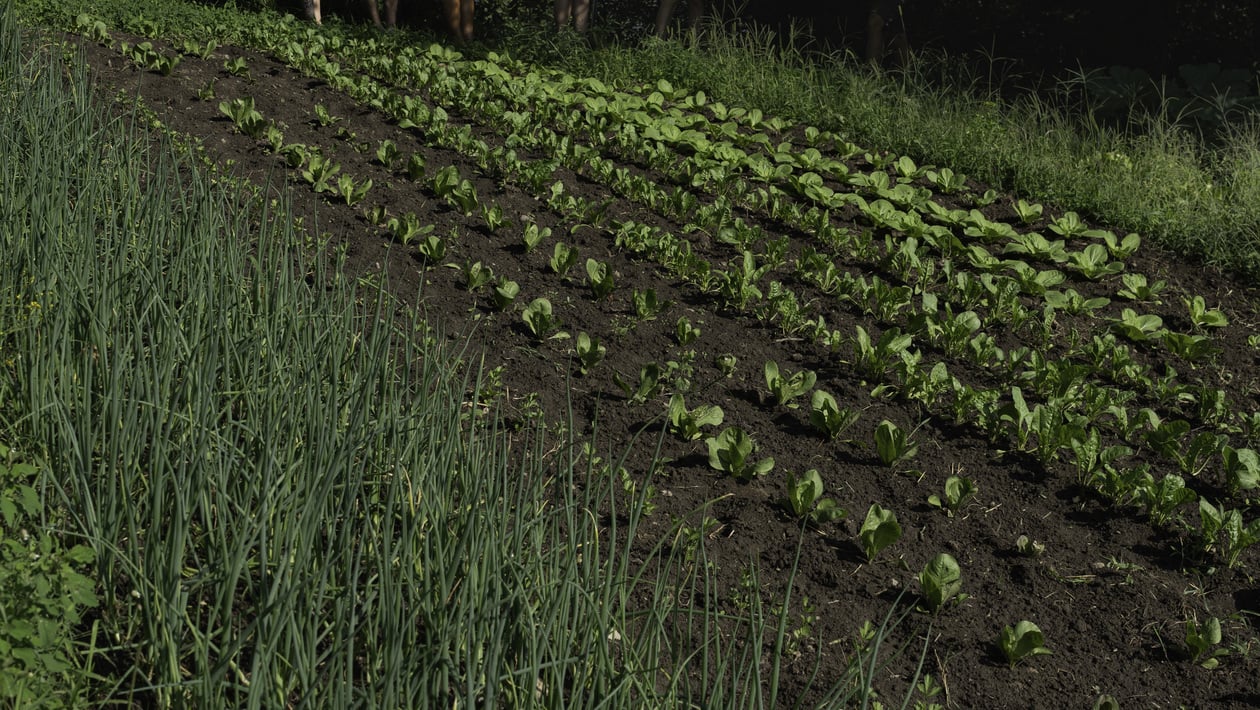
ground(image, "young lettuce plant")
xmin=1110 ymin=308 xmax=1166 ymax=342
xmin=706 ymin=427 xmax=774 ymax=481
xmin=491 ymin=278 xmax=519 ymax=311
xmin=859 ymin=504 xmax=902 ymax=562
xmin=1198 ymin=499 xmax=1260 ymax=569
xmin=522 ymin=297 xmax=564 ymax=339
xmin=374 ymin=139 xmax=399 ymax=168
xmin=784 ymin=469 xmax=847 ymax=527
xmin=632 ymin=288 xmax=671 ymax=321
xmin=1012 ymin=199 xmax=1044 ymax=224
xmin=667 ymin=394 xmax=724 ymax=441
xmin=918 ymin=553 xmax=963 ymax=614
xmin=1185 ymin=295 xmax=1228 ymax=329
xmin=927 ymin=475 xmax=978 ymax=517
xmin=674 ymin=316 xmax=701 ymax=346
xmin=522 ymin=222 xmax=551 ymax=253
xmin=614 ymin=363 xmax=663 ymax=405
xmin=874 ymin=420 xmax=919 ymax=468
xmin=300 ymin=151 xmax=340 ymax=193
xmin=764 ymin=361 xmax=817 ymax=408
xmin=1066 ymin=244 xmax=1124 ymax=280
xmin=574 ymin=332 xmax=606 ymax=376
xmin=218 ymin=97 xmax=268 ymax=138
xmin=1136 ymin=473 xmax=1197 ymax=527
xmin=335 ymin=175 xmax=372 ymax=207
xmin=452 ymin=260 xmax=493 ymax=292
xmin=1116 ymin=273 xmax=1166 ymax=303
xmin=809 ymin=390 xmax=861 ymax=442
xmin=1184 ymin=616 xmax=1230 ymax=669
xmin=999 ymin=621 xmax=1053 ymax=668
xmin=1221 ymin=446 xmax=1260 ymax=497
xmin=417 ymin=233 xmax=447 ymax=266
xmin=585 ymin=258 xmax=615 ymax=301
xmin=549 ymin=242 xmax=579 ymax=278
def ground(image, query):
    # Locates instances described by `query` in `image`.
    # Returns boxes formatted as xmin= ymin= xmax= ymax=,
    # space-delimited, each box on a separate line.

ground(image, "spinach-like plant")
xmin=417 ymin=233 xmax=446 ymax=265
xmin=927 ymin=475 xmax=977 ymax=517
xmin=223 ymin=55 xmax=250 ymax=79
xmin=924 ymin=167 xmax=966 ymax=193
xmin=482 ymin=204 xmax=507 ymax=233
xmin=1048 ymin=211 xmax=1108 ymax=239
xmin=809 ymin=390 xmax=861 ymax=441
xmin=858 ymin=504 xmax=902 ymax=561
xmin=715 ymin=354 xmax=738 ymax=378
xmin=675 ymin=316 xmax=701 ymax=346
xmin=299 ymin=151 xmax=340 ymax=193
xmin=852 ymin=326 xmax=914 ymax=380
xmin=1184 ymin=616 xmax=1230 ymax=669
xmin=387 ymin=212 xmax=432 ymax=245
xmin=1110 ymin=308 xmax=1165 ymax=342
xmin=522 ymin=297 xmax=563 ymax=339
xmin=548 ymin=242 xmax=579 ymax=278
xmin=585 ymin=259 xmax=615 ymax=301
xmin=1198 ymin=499 xmax=1260 ymax=569
xmin=918 ymin=553 xmax=963 ymax=614
xmin=406 ymin=153 xmax=426 ymax=181
xmin=764 ymin=361 xmax=817 ymax=408
xmin=522 ymin=222 xmax=551 ymax=253
xmin=667 ymin=394 xmax=724 ymax=441
xmin=1116 ymin=273 xmax=1166 ymax=303
xmin=784 ymin=469 xmax=846 ymax=526
xmin=1185 ymin=295 xmax=1228 ymax=329
xmin=632 ymin=288 xmax=671 ymax=320
xmin=614 ymin=363 xmax=663 ymax=405
xmin=1136 ymin=474 xmax=1196 ymax=526
xmin=335 ymin=175 xmax=372 ymax=207
xmin=999 ymin=621 xmax=1053 ymax=668
xmin=706 ymin=427 xmax=774 ymax=480
xmin=574 ymin=332 xmax=606 ymax=375
xmin=874 ymin=420 xmax=919 ymax=468
xmin=1101 ymin=231 xmax=1141 ymax=259
xmin=1221 ymin=446 xmax=1260 ymax=496
xmin=374 ymin=139 xmax=398 ymax=168
xmin=453 ymin=260 xmax=493 ymax=292
xmin=491 ymin=278 xmax=519 ymax=311
xmin=1067 ymin=243 xmax=1125 ymax=279
xmin=1162 ymin=332 xmax=1219 ymax=363
xmin=218 ymin=97 xmax=268 ymax=138
xmin=313 ymin=103 xmax=341 ymax=127
xmin=1012 ymin=199 xmax=1044 ymax=224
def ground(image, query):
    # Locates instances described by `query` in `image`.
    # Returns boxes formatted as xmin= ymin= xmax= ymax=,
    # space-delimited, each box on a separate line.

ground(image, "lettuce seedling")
xmin=1199 ymin=499 xmax=1260 ymax=569
xmin=1161 ymin=332 xmax=1219 ymax=363
xmin=522 ymin=222 xmax=550 ymax=253
xmin=336 ymin=176 xmax=372 ymax=207
xmin=925 ymin=167 xmax=966 ymax=193
xmin=1117 ymin=273 xmax=1165 ymax=303
xmin=632 ymin=288 xmax=671 ymax=320
xmin=574 ymin=332 xmax=606 ymax=376
xmin=675 ymin=316 xmax=701 ymax=346
xmin=549 ymin=242 xmax=579 ymax=278
xmin=784 ymin=469 xmax=846 ymax=526
xmin=406 ymin=153 xmax=426 ymax=181
xmin=482 ymin=204 xmax=507 ymax=233
xmin=874 ymin=420 xmax=919 ymax=468
xmin=764 ymin=361 xmax=816 ymax=408
xmin=218 ymin=97 xmax=267 ymax=139
xmin=585 ymin=259 xmax=615 ymax=301
xmin=1185 ymin=616 xmax=1229 ymax=669
xmin=614 ymin=363 xmax=662 ymax=405
xmin=1110 ymin=308 xmax=1165 ymax=342
xmin=416 ymin=234 xmax=446 ymax=265
xmin=1101 ymin=231 xmax=1141 ymax=259
xmin=299 ymin=151 xmax=340 ymax=193
xmin=667 ymin=394 xmax=723 ymax=441
xmin=491 ymin=279 xmax=519 ymax=311
xmin=313 ymin=103 xmax=341 ymax=127
xmin=1221 ymin=446 xmax=1260 ymax=496
xmin=1067 ymin=244 xmax=1125 ymax=280
xmin=1136 ymin=474 xmax=1196 ymax=527
xmin=1013 ymin=199 xmax=1044 ymax=224
xmin=927 ymin=475 xmax=977 ymax=517
xmin=809 ymin=390 xmax=861 ymax=441
xmin=1000 ymin=621 xmax=1052 ymax=668
xmin=706 ymin=427 xmax=774 ymax=481
xmin=522 ymin=298 xmax=561 ymax=339
xmin=223 ymin=55 xmax=250 ymax=79
xmin=1185 ymin=295 xmax=1228 ymax=329
xmin=918 ymin=553 xmax=962 ymax=614
xmin=374 ymin=139 xmax=398 ymax=168
xmin=859 ymin=504 xmax=902 ymax=561
xmin=453 ymin=260 xmax=493 ymax=292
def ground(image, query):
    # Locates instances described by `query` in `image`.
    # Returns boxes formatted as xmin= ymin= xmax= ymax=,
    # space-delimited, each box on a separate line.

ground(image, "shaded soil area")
xmin=56 ymin=22 xmax=1260 ymax=709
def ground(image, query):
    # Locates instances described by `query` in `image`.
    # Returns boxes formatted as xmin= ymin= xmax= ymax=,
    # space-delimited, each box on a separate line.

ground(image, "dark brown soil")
xmin=56 ymin=21 xmax=1260 ymax=709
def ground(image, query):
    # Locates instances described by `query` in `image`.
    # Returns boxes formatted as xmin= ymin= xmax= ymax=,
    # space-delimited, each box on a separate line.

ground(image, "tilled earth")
xmin=52 ymin=20 xmax=1260 ymax=708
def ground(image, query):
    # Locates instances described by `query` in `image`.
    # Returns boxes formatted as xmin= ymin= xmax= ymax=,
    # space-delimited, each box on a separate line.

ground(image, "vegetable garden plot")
xmin=18 ymin=1 xmax=1260 ymax=706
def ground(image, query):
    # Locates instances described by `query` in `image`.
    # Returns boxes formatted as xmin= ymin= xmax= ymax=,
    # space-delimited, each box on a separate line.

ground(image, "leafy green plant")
xmin=452 ymin=260 xmax=493 ymax=292
xmin=1110 ymin=308 xmax=1166 ymax=342
xmin=1067 ymin=244 xmax=1125 ymax=279
xmin=1117 ymin=273 xmax=1166 ymax=303
xmin=218 ymin=96 xmax=267 ymax=138
xmin=313 ymin=103 xmax=341 ymax=127
xmin=667 ymin=394 xmax=724 ymax=441
xmin=585 ymin=258 xmax=615 ymax=301
xmin=374 ymin=139 xmax=398 ymax=168
xmin=1184 ymin=616 xmax=1230 ymax=669
xmin=522 ymin=221 xmax=551 ymax=253
xmin=481 ymin=204 xmax=507 ymax=233
xmin=1013 ymin=199 xmax=1044 ymax=224
xmin=417 ymin=233 xmax=447 ymax=265
xmin=783 ymin=469 xmax=846 ymax=526
xmin=918 ymin=553 xmax=963 ymax=614
xmin=925 ymin=167 xmax=966 ymax=193
xmin=927 ymin=475 xmax=978 ymax=517
xmin=223 ymin=55 xmax=250 ymax=79
xmin=706 ymin=427 xmax=774 ymax=480
xmin=196 ymin=77 xmax=216 ymax=101
xmin=632 ymin=288 xmax=671 ymax=320
xmin=491 ymin=278 xmax=520 ymax=311
xmin=1198 ymin=499 xmax=1260 ymax=569
xmin=299 ymin=151 xmax=340 ymax=193
xmin=574 ymin=332 xmax=606 ymax=375
xmin=386 ymin=212 xmax=433 ymax=245
xmin=335 ymin=175 xmax=372 ymax=207
xmin=1136 ymin=474 xmax=1197 ymax=526
xmin=1185 ymin=295 xmax=1228 ymax=329
xmin=1221 ymin=446 xmax=1260 ymax=496
xmin=809 ymin=390 xmax=861 ymax=441
xmin=1161 ymin=331 xmax=1219 ymax=363
xmin=764 ymin=361 xmax=816 ymax=408
xmin=614 ymin=363 xmax=663 ymax=405
xmin=1015 ymin=535 xmax=1045 ymax=557
xmin=406 ymin=152 xmax=426 ymax=181
xmin=674 ymin=316 xmax=701 ymax=346
xmin=715 ymin=354 xmax=738 ymax=378
xmin=999 ymin=621 xmax=1053 ymax=668
xmin=1100 ymin=231 xmax=1142 ymax=259
xmin=858 ymin=503 xmax=902 ymax=561
xmin=874 ymin=419 xmax=919 ymax=468
xmin=522 ymin=297 xmax=562 ymax=339
xmin=549 ymin=242 xmax=579 ymax=277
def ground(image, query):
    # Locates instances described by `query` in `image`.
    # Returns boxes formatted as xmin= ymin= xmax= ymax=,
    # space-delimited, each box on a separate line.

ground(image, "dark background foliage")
xmin=226 ymin=0 xmax=1258 ymax=78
